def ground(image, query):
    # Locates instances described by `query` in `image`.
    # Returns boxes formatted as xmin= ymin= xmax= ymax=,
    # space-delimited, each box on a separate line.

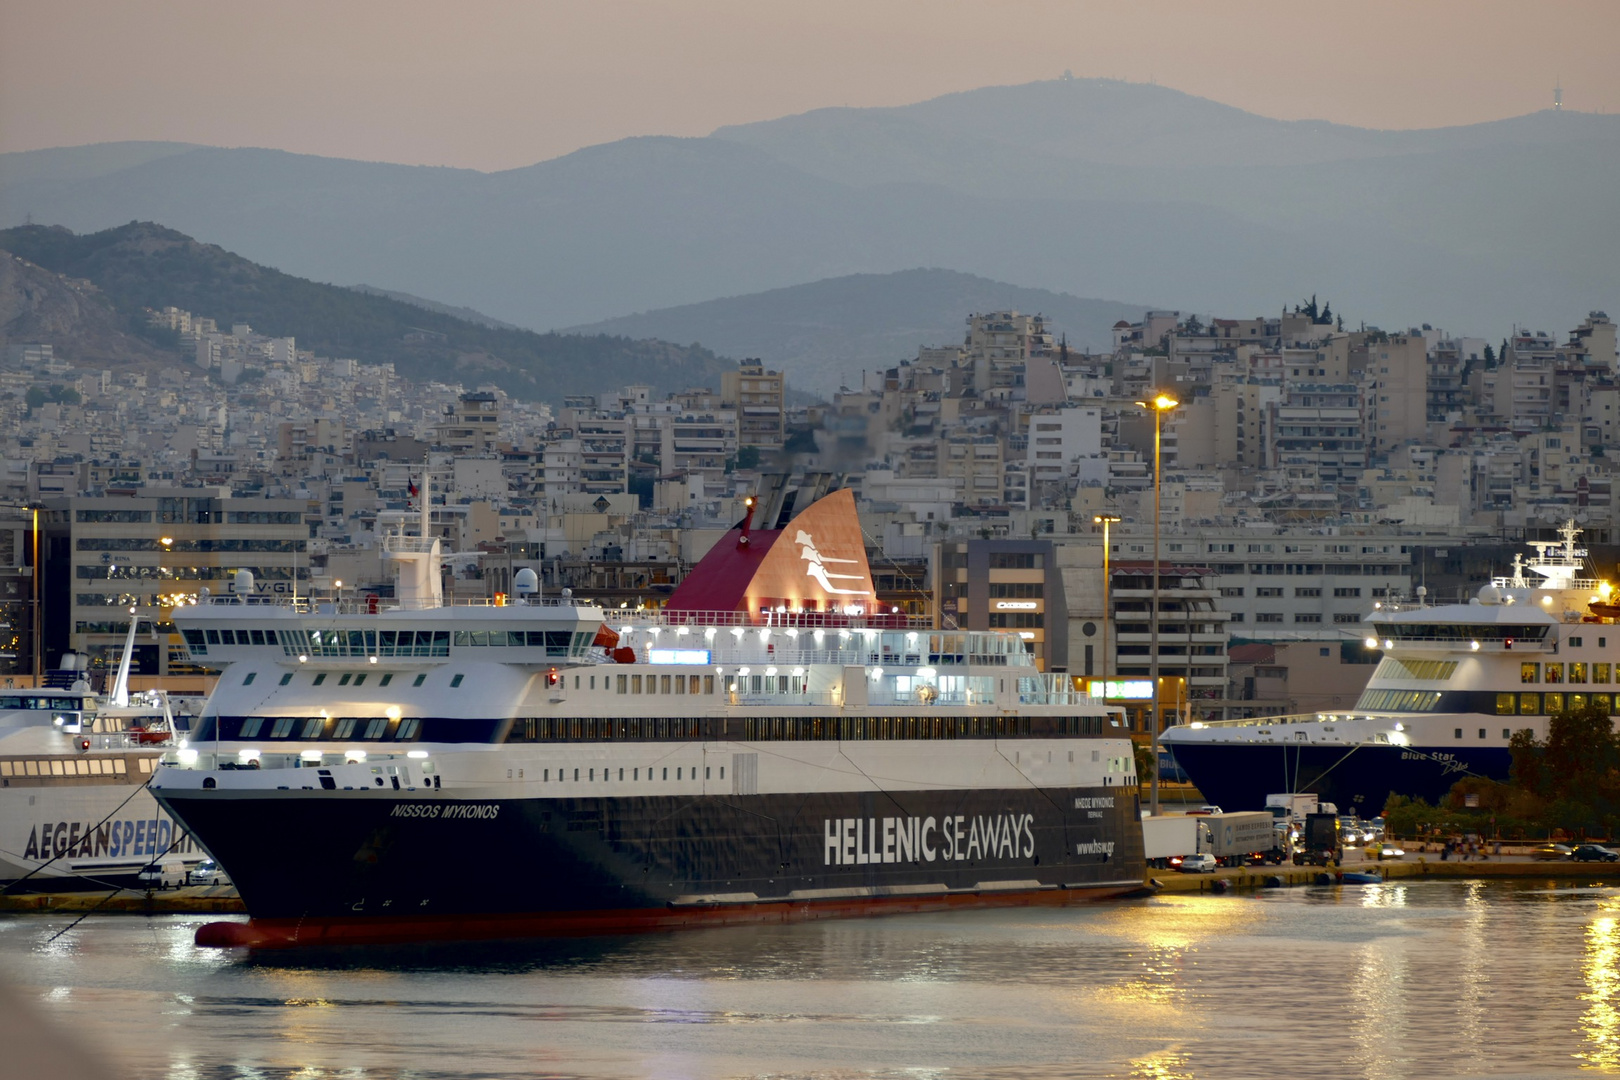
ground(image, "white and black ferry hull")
xmin=1 ymin=779 xmax=206 ymax=891
xmin=155 ymin=782 xmax=1145 ymax=948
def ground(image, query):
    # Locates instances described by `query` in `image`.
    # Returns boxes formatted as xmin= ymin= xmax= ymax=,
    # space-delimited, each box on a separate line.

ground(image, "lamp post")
xmin=31 ymin=504 xmax=40 ymax=683
xmin=1093 ymin=514 xmax=1121 ymax=692
xmin=1135 ymin=392 xmax=1179 ymax=815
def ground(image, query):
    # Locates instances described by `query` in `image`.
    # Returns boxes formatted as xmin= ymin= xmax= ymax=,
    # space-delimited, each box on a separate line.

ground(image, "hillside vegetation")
xmin=0 ymin=222 xmax=734 ymax=401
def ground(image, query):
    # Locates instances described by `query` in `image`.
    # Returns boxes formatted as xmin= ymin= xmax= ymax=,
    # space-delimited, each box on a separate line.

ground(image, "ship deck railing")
xmin=191 ymin=594 xmax=585 ymax=614
xmin=84 ymin=730 xmax=174 ymax=750
xmin=1181 ymin=712 xmax=1398 ymax=730
xmin=623 ymin=609 xmax=935 ymax=630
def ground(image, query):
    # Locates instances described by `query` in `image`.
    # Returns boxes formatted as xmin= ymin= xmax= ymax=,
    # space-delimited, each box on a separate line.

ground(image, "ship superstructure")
xmin=1164 ymin=522 xmax=1615 ymax=815
xmin=0 ymin=617 xmax=204 ymax=888
xmin=152 ymin=489 xmax=1144 ymax=948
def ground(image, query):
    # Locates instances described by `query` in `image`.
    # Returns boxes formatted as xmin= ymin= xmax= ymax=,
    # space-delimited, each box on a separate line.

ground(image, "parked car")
xmin=1573 ymin=845 xmax=1620 ymax=863
xmin=187 ymin=858 xmax=223 ymax=886
xmin=1532 ymin=843 xmax=1576 ymax=861
xmin=137 ymin=858 xmax=185 ymax=890
xmin=1177 ymin=853 xmax=1218 ymax=873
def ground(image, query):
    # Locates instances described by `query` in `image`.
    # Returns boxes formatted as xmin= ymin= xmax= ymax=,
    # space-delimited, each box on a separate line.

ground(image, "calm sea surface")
xmin=3 ymin=879 xmax=1619 ymax=1079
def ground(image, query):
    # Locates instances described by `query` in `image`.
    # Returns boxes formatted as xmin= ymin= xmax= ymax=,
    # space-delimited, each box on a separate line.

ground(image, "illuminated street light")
xmin=1135 ymin=392 xmax=1180 ymax=815
xmin=1093 ymin=514 xmax=1122 ymax=695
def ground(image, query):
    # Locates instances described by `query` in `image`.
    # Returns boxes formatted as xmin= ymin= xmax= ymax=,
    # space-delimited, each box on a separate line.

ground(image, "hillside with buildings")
xmin=3 ymin=254 xmax=1618 ymax=729
xmin=0 ymin=222 xmax=735 ymax=402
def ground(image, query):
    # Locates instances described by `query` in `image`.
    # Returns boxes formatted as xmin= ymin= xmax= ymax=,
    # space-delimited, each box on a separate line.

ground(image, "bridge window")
xmin=1521 ymin=663 xmax=1539 ymax=684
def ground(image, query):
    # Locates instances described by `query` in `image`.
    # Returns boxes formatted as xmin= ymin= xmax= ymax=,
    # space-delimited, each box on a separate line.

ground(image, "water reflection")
xmin=12 ymin=882 xmax=1620 ymax=1079
xmin=1581 ymin=908 xmax=1620 ymax=1069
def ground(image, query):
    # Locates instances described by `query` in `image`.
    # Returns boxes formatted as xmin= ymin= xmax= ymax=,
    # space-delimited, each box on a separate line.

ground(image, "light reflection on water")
xmin=2 ymin=880 xmax=1619 ymax=1078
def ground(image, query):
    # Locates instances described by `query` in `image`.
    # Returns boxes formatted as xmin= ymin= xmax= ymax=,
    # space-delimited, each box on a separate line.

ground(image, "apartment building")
xmin=721 ymin=360 xmax=786 ymax=451
xmin=43 ymin=491 xmax=311 ymax=676
xmin=932 ymin=538 xmax=1066 ymax=672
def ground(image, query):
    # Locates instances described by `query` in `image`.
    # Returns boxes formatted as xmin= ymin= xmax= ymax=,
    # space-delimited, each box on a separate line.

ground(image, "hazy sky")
xmin=3 ymin=0 xmax=1616 ymax=171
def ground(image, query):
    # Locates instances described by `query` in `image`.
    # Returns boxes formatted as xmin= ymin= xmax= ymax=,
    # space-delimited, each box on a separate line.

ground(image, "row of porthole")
xmin=0 ymin=757 xmax=143 ymax=778
xmin=513 ymin=764 xmax=726 ymax=784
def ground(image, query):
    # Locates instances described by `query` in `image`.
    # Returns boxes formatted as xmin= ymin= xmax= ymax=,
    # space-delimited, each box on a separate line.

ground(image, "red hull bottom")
xmin=195 ymin=882 xmax=1151 ymax=949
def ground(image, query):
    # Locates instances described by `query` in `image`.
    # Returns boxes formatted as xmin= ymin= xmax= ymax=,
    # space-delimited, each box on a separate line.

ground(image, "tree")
xmin=24 ymin=386 xmax=47 ymax=412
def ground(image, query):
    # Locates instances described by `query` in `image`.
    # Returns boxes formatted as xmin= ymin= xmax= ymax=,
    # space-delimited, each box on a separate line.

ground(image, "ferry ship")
xmin=1163 ymin=522 xmax=1613 ymax=817
xmin=152 ymin=488 xmax=1144 ymax=949
xmin=0 ymin=619 xmax=205 ymax=890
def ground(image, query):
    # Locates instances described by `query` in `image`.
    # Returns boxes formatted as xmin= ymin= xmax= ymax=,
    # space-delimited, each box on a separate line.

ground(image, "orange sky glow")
xmin=2 ymin=0 xmax=1616 ymax=170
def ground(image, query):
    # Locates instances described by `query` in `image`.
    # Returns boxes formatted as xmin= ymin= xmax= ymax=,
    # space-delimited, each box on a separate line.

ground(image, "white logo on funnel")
xmin=796 ymin=530 xmax=870 ymax=596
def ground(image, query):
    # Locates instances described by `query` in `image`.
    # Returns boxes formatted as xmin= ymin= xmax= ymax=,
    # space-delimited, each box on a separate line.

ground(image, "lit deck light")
xmin=1471 ymin=640 xmax=1481 ymax=651
xmin=1364 ymin=637 xmax=1379 ymax=649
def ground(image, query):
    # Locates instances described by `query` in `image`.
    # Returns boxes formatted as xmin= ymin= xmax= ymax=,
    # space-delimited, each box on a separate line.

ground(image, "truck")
xmin=1298 ymin=812 xmax=1342 ymax=866
xmin=1141 ymin=814 xmax=1211 ymax=870
xmin=1204 ymin=811 xmax=1287 ymax=866
xmin=1265 ymin=793 xmax=1339 ymax=823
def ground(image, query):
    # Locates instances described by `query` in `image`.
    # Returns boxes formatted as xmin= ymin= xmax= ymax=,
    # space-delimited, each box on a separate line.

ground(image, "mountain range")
xmin=566 ymin=269 xmax=1145 ymax=395
xmin=0 ymin=222 xmax=732 ymax=400
xmin=1 ymin=78 xmax=1613 ymax=345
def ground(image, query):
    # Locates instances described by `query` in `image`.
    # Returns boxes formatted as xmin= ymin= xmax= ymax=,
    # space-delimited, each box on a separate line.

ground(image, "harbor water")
xmin=3 ymin=878 xmax=1617 ymax=1078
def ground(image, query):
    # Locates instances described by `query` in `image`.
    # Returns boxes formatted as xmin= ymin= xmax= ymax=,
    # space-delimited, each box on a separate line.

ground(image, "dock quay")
xmin=1154 ymin=855 xmax=1620 ymax=893
xmin=0 ymin=885 xmax=244 ymax=915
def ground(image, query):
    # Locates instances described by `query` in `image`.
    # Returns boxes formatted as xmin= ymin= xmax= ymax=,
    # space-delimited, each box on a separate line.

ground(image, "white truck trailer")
xmin=1141 ymin=814 xmax=1210 ymax=870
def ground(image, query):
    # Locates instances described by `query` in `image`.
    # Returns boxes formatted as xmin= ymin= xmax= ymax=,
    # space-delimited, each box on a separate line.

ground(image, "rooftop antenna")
xmin=1555 ymin=79 xmax=1563 ymax=111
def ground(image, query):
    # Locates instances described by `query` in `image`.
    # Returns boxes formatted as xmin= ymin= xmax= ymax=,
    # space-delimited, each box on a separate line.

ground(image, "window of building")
xmin=1295 ymin=588 xmax=1321 ymax=598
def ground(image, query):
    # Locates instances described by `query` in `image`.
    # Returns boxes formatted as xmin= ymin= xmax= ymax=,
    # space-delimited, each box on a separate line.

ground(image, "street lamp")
xmin=1135 ymin=392 xmax=1179 ymax=815
xmin=1093 ymin=514 xmax=1121 ymax=692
